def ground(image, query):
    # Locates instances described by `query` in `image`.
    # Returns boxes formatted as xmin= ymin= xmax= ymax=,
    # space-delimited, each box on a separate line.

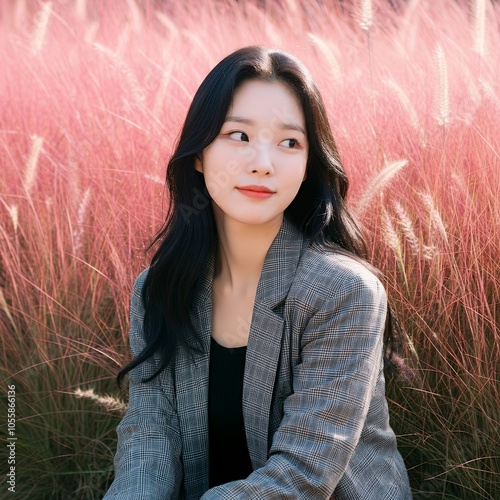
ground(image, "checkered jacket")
xmin=104 ymin=215 xmax=412 ymax=499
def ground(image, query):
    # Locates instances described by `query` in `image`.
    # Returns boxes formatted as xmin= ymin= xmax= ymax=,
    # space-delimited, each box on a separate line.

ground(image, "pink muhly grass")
xmin=0 ymin=0 xmax=499 ymax=497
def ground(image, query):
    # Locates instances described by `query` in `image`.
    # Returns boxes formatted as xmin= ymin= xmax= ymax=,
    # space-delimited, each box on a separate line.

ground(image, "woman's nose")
xmin=246 ymin=142 xmax=274 ymax=176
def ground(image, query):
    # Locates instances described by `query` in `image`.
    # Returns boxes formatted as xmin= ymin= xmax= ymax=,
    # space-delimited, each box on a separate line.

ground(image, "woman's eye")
xmin=229 ymin=131 xmax=249 ymax=142
xmin=279 ymin=138 xmax=299 ymax=149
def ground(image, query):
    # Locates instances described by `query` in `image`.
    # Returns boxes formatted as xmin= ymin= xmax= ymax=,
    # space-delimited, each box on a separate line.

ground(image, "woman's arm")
xmin=104 ymin=271 xmax=183 ymax=500
xmin=202 ymin=264 xmax=410 ymax=499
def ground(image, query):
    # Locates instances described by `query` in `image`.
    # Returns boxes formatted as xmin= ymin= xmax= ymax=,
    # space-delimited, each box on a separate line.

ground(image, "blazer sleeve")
xmin=103 ymin=271 xmax=184 ymax=500
xmin=201 ymin=266 xmax=404 ymax=499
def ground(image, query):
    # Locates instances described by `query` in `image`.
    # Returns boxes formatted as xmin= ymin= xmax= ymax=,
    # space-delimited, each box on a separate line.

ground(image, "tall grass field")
xmin=0 ymin=0 xmax=499 ymax=498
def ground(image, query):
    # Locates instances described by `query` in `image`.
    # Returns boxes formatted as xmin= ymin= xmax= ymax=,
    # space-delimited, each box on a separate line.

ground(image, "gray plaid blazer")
xmin=104 ymin=215 xmax=412 ymax=499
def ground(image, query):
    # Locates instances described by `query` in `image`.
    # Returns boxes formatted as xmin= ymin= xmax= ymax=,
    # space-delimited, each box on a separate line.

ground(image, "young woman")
xmin=104 ymin=46 xmax=412 ymax=499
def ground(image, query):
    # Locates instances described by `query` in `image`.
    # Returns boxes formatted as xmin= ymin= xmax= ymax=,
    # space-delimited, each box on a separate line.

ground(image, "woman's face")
xmin=195 ymin=79 xmax=308 ymax=227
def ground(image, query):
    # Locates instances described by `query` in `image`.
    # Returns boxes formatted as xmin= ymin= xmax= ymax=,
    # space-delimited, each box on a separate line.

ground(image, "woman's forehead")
xmin=227 ymin=80 xmax=305 ymax=129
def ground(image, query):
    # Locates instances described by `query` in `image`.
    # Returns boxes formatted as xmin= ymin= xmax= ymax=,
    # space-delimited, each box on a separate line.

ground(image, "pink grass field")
xmin=0 ymin=0 xmax=499 ymax=498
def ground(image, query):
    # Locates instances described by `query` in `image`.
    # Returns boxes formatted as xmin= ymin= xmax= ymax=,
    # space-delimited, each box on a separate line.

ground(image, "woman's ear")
xmin=194 ymin=154 xmax=203 ymax=173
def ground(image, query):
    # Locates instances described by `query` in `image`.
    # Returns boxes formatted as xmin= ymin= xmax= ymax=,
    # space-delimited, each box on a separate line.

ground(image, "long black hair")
xmin=117 ymin=46 xmax=402 ymax=386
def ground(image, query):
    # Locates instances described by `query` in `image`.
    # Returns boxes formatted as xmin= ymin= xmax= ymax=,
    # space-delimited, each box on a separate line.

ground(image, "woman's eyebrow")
xmin=225 ymin=115 xmax=306 ymax=135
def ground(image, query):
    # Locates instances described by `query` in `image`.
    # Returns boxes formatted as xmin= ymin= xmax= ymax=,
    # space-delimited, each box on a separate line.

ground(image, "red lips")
xmin=237 ymin=185 xmax=274 ymax=193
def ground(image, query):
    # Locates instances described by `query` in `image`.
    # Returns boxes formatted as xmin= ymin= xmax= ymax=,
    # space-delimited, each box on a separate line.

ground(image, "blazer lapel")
xmin=175 ymin=239 xmax=216 ymax=498
xmin=243 ymin=215 xmax=306 ymax=469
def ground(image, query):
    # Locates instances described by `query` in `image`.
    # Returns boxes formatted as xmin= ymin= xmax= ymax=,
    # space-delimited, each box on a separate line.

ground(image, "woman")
xmin=104 ymin=46 xmax=412 ymax=499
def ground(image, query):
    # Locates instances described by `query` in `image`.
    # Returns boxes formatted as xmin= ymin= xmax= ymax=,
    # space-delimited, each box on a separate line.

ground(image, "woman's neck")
xmin=213 ymin=212 xmax=283 ymax=294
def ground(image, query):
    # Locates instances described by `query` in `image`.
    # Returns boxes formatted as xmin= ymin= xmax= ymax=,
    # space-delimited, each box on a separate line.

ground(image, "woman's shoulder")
xmin=129 ymin=268 xmax=150 ymax=307
xmin=133 ymin=267 xmax=150 ymax=289
xmin=292 ymin=243 xmax=386 ymax=307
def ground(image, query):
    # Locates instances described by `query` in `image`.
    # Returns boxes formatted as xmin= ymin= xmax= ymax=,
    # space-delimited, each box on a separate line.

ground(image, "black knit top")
xmin=208 ymin=337 xmax=253 ymax=488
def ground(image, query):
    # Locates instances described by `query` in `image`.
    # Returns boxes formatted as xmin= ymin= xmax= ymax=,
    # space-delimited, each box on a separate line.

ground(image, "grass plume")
xmin=433 ymin=44 xmax=450 ymax=126
xmin=30 ymin=1 xmax=53 ymax=55
xmin=358 ymin=0 xmax=373 ymax=31
xmin=23 ymin=135 xmax=44 ymax=197
xmin=73 ymin=388 xmax=127 ymax=413
xmin=471 ymin=0 xmax=486 ymax=57
xmin=355 ymin=159 xmax=408 ymax=216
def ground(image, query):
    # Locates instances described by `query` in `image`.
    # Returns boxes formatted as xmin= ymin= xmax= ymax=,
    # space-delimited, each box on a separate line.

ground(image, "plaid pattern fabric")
xmin=104 ymin=215 xmax=412 ymax=499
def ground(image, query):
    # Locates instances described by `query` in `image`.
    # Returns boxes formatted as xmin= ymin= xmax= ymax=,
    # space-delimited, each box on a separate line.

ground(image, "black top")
xmin=208 ymin=337 xmax=253 ymax=488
